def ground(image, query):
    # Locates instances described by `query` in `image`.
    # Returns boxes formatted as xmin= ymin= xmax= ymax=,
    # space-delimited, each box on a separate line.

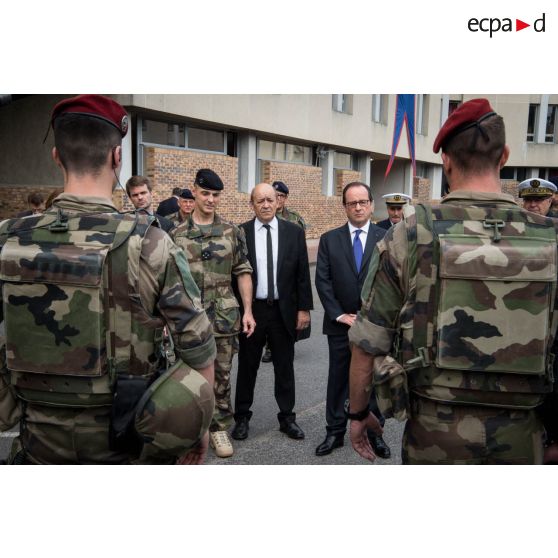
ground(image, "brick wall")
xmin=334 ymin=169 xmax=361 ymax=196
xmin=112 ymin=147 xmax=255 ymax=224
xmin=261 ymin=160 xmax=353 ymax=238
xmin=501 ymin=179 xmax=520 ymax=201
xmin=413 ymin=176 xmax=432 ymax=203
xmin=0 ymin=185 xmax=62 ymax=220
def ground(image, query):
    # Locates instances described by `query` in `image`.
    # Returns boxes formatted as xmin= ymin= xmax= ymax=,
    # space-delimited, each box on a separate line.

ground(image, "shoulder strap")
xmin=105 ymin=213 xmax=155 ymax=378
xmin=408 ymin=204 xmax=437 ymax=366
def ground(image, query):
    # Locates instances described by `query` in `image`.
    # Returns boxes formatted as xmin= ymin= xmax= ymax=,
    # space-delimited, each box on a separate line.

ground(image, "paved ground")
xmin=205 ymin=264 xmax=404 ymax=465
xmin=0 ymin=264 xmax=405 ymax=465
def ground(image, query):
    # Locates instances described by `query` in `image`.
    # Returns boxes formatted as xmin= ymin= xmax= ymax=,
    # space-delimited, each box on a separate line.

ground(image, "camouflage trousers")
xmin=211 ymin=335 xmax=238 ymax=432
xmin=402 ymin=397 xmax=544 ymax=465
xmin=11 ymin=404 xmax=133 ymax=465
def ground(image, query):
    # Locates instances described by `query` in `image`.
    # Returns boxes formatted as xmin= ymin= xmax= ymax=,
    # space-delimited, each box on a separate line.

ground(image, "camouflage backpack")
xmin=0 ymin=210 xmax=146 ymax=407
xmin=403 ymin=202 xmax=558 ymax=403
xmin=0 ymin=209 xmax=213 ymax=460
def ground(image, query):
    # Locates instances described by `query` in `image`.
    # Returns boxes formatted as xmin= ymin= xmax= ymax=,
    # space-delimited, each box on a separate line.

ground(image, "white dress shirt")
xmin=348 ymin=220 xmax=370 ymax=251
xmin=336 ymin=221 xmax=370 ymax=322
xmin=254 ymin=216 xmax=279 ymax=300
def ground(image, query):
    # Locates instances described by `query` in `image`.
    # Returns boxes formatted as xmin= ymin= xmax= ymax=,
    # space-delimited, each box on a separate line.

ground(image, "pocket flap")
xmin=439 ymin=235 xmax=556 ymax=282
xmin=0 ymin=238 xmax=108 ymax=287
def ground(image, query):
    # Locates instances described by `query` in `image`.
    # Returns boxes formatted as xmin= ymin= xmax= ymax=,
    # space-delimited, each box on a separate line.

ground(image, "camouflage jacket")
xmin=167 ymin=210 xmax=189 ymax=227
xmin=171 ymin=213 xmax=252 ymax=337
xmin=277 ymin=207 xmax=307 ymax=231
xmin=0 ymin=194 xmax=216 ymax=408
xmin=349 ymin=190 xmax=558 ymax=409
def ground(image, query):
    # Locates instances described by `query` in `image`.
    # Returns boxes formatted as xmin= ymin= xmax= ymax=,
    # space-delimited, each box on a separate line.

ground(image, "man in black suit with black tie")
xmin=314 ymin=182 xmax=391 ymax=457
xmin=232 ymin=183 xmax=313 ymax=441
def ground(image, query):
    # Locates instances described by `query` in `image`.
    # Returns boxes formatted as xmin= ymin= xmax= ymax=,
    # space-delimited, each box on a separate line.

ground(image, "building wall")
xmin=260 ymin=160 xmax=349 ymax=238
xmin=413 ymin=176 xmax=432 ymax=203
xmin=0 ymin=185 xmax=61 ymax=220
xmin=111 ymin=147 xmax=349 ymax=238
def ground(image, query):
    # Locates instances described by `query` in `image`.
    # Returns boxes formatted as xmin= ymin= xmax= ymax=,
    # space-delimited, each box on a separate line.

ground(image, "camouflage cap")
xmin=134 ymin=361 xmax=214 ymax=461
xmin=518 ymin=178 xmax=557 ymax=198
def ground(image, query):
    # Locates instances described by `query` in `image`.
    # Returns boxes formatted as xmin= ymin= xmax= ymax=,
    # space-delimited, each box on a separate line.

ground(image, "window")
xmin=416 ymin=162 xmax=429 ymax=178
xmin=142 ymin=120 xmax=185 ymax=147
xmin=416 ymin=94 xmax=429 ymax=135
xmin=141 ymin=119 xmax=225 ymax=152
xmin=332 ymin=94 xmax=353 ymax=114
xmin=372 ymin=94 xmax=388 ymax=124
xmin=188 ymin=128 xmax=226 ymax=152
xmin=527 ymin=104 xmax=538 ymax=142
xmin=500 ymin=167 xmax=528 ymax=181
xmin=545 ymin=105 xmax=557 ymax=143
xmin=536 ymin=167 xmax=558 ymax=180
xmin=257 ymin=139 xmax=312 ymax=164
xmin=448 ymin=100 xmax=461 ymax=116
xmin=333 ymin=151 xmax=353 ymax=169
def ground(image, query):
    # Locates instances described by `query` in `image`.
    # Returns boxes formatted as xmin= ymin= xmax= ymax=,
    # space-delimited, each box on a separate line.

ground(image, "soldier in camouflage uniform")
xmin=348 ymin=98 xmax=558 ymax=464
xmin=168 ymin=188 xmax=195 ymax=226
xmin=272 ymin=180 xmax=307 ymax=231
xmin=171 ymin=169 xmax=255 ymax=458
xmin=0 ymin=95 xmax=216 ymax=465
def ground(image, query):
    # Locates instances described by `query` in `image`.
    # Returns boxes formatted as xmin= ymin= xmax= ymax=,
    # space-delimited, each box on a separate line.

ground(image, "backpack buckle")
xmin=48 ymin=209 xmax=69 ymax=233
xmin=405 ymin=346 xmax=431 ymax=369
xmin=483 ymin=219 xmax=505 ymax=242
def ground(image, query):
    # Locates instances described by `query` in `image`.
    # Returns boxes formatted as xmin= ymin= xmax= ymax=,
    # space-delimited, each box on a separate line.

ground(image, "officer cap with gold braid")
xmin=382 ymin=193 xmax=411 ymax=205
xmin=517 ymin=178 xmax=557 ymax=198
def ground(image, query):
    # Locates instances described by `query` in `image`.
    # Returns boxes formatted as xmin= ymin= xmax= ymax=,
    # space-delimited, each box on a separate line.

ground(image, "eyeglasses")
xmin=344 ymin=199 xmax=371 ymax=209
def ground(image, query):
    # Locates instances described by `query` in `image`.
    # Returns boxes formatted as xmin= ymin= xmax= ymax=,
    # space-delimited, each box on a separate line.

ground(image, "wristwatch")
xmin=344 ymin=399 xmax=369 ymax=421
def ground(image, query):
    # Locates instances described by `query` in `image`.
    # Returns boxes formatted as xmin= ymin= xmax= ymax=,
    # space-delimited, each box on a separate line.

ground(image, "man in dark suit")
xmin=232 ymin=183 xmax=313 ymax=441
xmin=376 ymin=192 xmax=411 ymax=230
xmin=314 ymin=182 xmax=391 ymax=457
xmin=156 ymin=187 xmax=182 ymax=217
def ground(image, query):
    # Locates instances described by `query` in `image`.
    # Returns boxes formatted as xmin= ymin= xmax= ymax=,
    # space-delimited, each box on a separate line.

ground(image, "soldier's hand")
xmin=296 ymin=310 xmax=311 ymax=330
xmin=176 ymin=432 xmax=209 ymax=465
xmin=349 ymin=413 xmax=383 ymax=462
xmin=242 ymin=312 xmax=256 ymax=338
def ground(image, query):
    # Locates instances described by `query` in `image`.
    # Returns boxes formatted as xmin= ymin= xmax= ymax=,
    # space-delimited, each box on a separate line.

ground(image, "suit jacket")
xmin=156 ymin=196 xmax=179 ymax=217
xmin=315 ymin=222 xmax=386 ymax=336
xmin=240 ymin=218 xmax=313 ymax=339
xmin=376 ymin=218 xmax=393 ymax=231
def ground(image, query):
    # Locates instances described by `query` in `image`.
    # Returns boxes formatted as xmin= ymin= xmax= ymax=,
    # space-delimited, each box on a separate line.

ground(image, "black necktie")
xmin=263 ymin=224 xmax=274 ymax=304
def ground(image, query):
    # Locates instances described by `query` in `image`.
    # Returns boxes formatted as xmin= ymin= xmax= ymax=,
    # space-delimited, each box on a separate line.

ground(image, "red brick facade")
xmin=334 ymin=169 xmax=361 ymax=196
xmin=260 ymin=160 xmax=352 ymax=238
xmin=0 ymin=185 xmax=61 ymax=220
xmin=413 ymin=176 xmax=432 ymax=203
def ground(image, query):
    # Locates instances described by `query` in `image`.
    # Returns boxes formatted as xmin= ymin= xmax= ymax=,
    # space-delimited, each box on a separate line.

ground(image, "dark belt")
xmin=254 ymin=298 xmax=278 ymax=306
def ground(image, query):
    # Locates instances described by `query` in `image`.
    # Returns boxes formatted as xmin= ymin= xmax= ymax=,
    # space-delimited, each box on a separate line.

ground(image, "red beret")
xmin=433 ymin=98 xmax=496 ymax=154
xmin=51 ymin=94 xmax=129 ymax=137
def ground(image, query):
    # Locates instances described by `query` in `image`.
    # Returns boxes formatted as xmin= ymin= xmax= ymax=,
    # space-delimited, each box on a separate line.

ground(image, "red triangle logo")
xmin=516 ymin=19 xmax=530 ymax=31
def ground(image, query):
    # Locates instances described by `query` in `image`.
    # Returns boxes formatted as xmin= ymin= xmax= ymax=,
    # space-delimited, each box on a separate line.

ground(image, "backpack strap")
xmin=406 ymin=203 xmax=438 ymax=369
xmin=105 ymin=212 xmax=155 ymax=379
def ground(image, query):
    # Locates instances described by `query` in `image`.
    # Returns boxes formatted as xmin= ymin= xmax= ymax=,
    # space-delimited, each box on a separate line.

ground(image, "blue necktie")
xmin=353 ymin=229 xmax=363 ymax=272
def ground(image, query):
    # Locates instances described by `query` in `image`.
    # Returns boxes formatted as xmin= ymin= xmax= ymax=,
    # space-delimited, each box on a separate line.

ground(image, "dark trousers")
xmin=234 ymin=300 xmax=296 ymax=424
xmin=326 ymin=333 xmax=385 ymax=436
